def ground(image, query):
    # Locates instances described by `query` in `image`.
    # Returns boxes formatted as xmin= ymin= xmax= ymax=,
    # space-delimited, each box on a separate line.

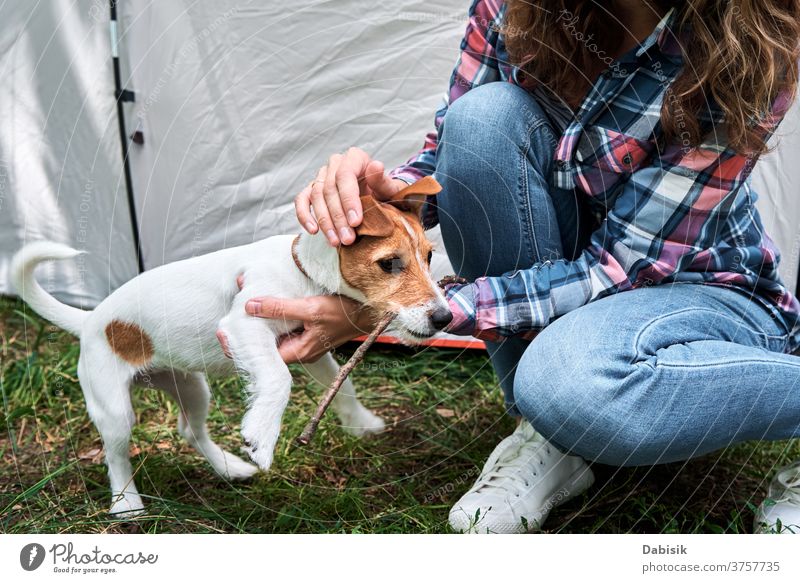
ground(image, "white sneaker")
xmin=448 ymin=420 xmax=594 ymax=533
xmin=755 ymin=460 xmax=800 ymax=534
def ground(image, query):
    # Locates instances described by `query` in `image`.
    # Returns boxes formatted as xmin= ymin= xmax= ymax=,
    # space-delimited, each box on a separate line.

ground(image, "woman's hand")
xmin=294 ymin=147 xmax=407 ymax=246
xmin=244 ymin=294 xmax=379 ymax=364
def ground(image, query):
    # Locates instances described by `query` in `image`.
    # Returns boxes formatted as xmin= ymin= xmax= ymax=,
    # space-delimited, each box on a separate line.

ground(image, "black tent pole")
xmin=109 ymin=0 xmax=144 ymax=273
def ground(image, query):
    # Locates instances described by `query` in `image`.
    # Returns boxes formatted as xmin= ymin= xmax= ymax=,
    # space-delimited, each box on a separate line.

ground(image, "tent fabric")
xmin=752 ymin=105 xmax=800 ymax=291
xmin=2 ymin=1 xmax=799 ymax=323
xmin=118 ymin=0 xmax=468 ymax=273
xmin=0 ymin=0 xmax=139 ymax=308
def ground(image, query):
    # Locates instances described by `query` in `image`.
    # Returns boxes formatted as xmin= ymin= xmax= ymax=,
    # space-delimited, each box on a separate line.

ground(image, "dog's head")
xmin=338 ymin=177 xmax=452 ymax=342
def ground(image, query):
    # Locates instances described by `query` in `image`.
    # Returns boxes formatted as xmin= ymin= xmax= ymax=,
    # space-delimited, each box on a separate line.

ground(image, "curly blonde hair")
xmin=503 ymin=0 xmax=800 ymax=154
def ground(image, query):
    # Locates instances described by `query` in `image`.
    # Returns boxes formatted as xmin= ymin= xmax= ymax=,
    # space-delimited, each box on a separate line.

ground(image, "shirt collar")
xmin=635 ymin=7 xmax=681 ymax=60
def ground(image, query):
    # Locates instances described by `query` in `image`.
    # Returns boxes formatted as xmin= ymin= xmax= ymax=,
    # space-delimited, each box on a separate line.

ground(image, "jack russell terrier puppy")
xmin=11 ymin=176 xmax=451 ymax=517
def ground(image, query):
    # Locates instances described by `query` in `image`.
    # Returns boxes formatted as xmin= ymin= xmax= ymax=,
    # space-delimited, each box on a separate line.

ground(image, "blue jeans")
xmin=435 ymin=82 xmax=800 ymax=466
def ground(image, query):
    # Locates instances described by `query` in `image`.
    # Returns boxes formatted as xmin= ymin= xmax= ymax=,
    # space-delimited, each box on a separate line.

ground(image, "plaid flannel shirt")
xmin=389 ymin=0 xmax=800 ymax=350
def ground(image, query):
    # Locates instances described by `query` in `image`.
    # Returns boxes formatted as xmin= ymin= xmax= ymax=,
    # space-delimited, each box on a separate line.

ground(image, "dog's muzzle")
xmin=429 ymin=306 xmax=453 ymax=331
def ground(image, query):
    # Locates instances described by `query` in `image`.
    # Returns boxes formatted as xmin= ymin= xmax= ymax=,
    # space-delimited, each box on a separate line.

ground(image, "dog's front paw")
xmin=240 ymin=432 xmax=275 ymax=472
xmin=216 ymin=450 xmax=259 ymax=480
xmin=341 ymin=406 xmax=386 ymax=438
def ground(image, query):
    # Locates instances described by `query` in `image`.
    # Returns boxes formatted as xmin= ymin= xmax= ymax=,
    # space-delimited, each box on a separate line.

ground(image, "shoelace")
xmin=472 ymin=433 xmax=553 ymax=495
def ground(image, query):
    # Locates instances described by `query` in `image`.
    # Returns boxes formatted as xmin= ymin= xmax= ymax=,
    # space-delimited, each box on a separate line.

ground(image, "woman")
xmin=246 ymin=0 xmax=800 ymax=533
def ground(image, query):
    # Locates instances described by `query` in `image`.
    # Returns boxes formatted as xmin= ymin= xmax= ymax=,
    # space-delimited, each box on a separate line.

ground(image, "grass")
xmin=1 ymin=294 xmax=798 ymax=534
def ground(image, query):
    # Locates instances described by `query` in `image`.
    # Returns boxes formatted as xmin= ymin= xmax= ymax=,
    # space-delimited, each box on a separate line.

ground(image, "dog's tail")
xmin=10 ymin=242 xmax=89 ymax=337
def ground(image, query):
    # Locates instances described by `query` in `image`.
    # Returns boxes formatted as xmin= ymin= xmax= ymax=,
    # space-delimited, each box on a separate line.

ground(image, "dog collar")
xmin=291 ymin=235 xmax=310 ymax=279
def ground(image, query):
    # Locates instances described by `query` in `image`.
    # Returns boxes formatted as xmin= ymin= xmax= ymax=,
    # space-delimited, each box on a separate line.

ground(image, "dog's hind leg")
xmin=303 ymin=353 xmax=385 ymax=437
xmin=144 ymin=371 xmax=257 ymax=480
xmin=77 ymin=350 xmax=143 ymax=518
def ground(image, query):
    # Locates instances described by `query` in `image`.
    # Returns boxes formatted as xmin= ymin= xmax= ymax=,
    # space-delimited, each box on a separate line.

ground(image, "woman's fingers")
xmin=299 ymin=148 xmax=390 ymax=246
xmin=365 ymin=160 xmax=406 ymax=200
xmin=244 ymin=296 xmax=325 ymax=363
xmin=276 ymin=330 xmax=315 ymax=364
xmin=309 ymin=165 xmax=339 ymax=246
xmin=242 ymin=295 xmax=368 ymax=364
xmin=323 ymin=154 xmax=355 ymax=245
xmin=335 ymin=148 xmax=371 ymax=226
xmin=294 ymin=181 xmax=318 ymax=234
xmin=245 ymin=296 xmax=315 ymax=321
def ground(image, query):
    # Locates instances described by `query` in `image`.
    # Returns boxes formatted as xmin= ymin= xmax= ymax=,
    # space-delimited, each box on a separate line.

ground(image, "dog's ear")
xmin=386 ymin=176 xmax=442 ymax=215
xmin=355 ymin=195 xmax=394 ymax=238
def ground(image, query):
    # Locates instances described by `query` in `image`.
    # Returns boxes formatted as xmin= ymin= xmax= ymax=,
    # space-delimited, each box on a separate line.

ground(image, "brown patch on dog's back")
xmin=105 ymin=319 xmax=154 ymax=366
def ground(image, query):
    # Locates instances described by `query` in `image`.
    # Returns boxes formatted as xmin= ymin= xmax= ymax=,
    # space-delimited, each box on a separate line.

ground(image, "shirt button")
xmin=622 ymin=154 xmax=632 ymax=165
xmin=556 ymin=160 xmax=567 ymax=169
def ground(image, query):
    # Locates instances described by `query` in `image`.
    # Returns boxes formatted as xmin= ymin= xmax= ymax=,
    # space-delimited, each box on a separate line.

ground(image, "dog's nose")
xmin=429 ymin=306 xmax=453 ymax=330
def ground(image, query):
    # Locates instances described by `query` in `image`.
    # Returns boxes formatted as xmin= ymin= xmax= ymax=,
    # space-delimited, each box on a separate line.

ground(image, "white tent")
xmin=2 ymin=1 xmax=800 ymax=334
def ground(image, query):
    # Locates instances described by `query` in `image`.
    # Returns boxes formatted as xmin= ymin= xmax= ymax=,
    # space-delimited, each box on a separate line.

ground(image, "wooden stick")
xmin=295 ymin=311 xmax=397 ymax=446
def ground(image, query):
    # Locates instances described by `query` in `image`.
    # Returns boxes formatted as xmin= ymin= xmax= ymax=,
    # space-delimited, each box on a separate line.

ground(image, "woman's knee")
xmin=437 ymin=83 xmax=552 ymax=172
xmin=441 ymin=82 xmax=537 ymax=139
xmin=512 ymin=319 xmax=659 ymax=466
xmin=435 ymin=83 xmax=560 ymax=278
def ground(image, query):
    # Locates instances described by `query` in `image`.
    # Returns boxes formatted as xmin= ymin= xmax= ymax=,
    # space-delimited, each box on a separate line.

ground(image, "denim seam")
xmin=518 ymin=125 xmax=535 ymax=264
xmin=517 ymin=116 xmax=553 ymax=268
xmin=649 ymin=357 xmax=800 ymax=370
xmin=631 ymin=306 xmax=788 ymax=365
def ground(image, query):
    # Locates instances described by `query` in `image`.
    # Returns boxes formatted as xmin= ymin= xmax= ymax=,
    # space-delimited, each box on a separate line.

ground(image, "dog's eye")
xmin=377 ymin=257 xmax=403 ymax=274
xmin=426 ymin=250 xmax=433 ymax=264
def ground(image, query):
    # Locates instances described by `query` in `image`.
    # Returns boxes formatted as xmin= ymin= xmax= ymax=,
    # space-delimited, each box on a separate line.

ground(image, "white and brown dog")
xmin=11 ymin=177 xmax=451 ymax=517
